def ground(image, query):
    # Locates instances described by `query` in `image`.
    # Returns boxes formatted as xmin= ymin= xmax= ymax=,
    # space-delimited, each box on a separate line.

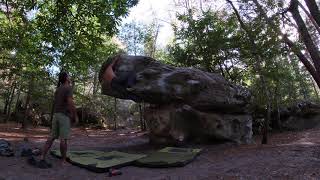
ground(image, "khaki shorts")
xmin=51 ymin=113 xmax=70 ymax=139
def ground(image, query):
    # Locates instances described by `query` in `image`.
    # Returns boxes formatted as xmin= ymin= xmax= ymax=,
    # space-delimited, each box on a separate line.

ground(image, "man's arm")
xmin=67 ymin=97 xmax=78 ymax=123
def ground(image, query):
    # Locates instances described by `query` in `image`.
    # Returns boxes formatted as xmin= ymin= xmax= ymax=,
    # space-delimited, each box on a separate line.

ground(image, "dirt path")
xmin=1 ymin=123 xmax=320 ymax=180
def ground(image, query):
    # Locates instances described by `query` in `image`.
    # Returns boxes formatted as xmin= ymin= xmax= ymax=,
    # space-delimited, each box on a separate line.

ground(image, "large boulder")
xmin=145 ymin=104 xmax=252 ymax=144
xmin=278 ymin=101 xmax=320 ymax=131
xmin=99 ymin=55 xmax=253 ymax=144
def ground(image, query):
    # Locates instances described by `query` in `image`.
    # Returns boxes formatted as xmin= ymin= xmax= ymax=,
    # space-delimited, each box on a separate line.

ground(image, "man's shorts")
xmin=51 ymin=113 xmax=70 ymax=139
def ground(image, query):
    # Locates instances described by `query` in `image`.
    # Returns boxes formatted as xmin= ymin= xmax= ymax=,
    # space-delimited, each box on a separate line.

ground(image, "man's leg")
xmin=60 ymin=139 xmax=67 ymax=163
xmin=41 ymin=113 xmax=58 ymax=160
xmin=58 ymin=114 xmax=70 ymax=164
xmin=41 ymin=137 xmax=55 ymax=160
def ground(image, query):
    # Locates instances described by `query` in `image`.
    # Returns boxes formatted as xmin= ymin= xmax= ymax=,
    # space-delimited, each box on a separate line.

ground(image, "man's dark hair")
xmin=58 ymin=72 xmax=69 ymax=86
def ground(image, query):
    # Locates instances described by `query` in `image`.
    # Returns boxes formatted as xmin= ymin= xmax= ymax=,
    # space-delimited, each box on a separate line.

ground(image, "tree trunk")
xmin=251 ymin=0 xmax=320 ymax=89
xmin=284 ymin=35 xmax=320 ymax=87
xmin=143 ymin=103 xmax=146 ymax=130
xmin=227 ymin=0 xmax=272 ymax=144
xmin=304 ymin=0 xmax=320 ymax=27
xmin=113 ymin=97 xmax=117 ymax=130
xmin=139 ymin=103 xmax=144 ymax=131
xmin=151 ymin=25 xmax=160 ymax=58
xmin=274 ymin=85 xmax=282 ymax=131
xmin=5 ymin=83 xmax=15 ymax=115
xmin=22 ymin=81 xmax=32 ymax=129
xmin=289 ymin=0 xmax=320 ymax=73
xmin=14 ymin=85 xmax=21 ymax=117
xmin=3 ymin=89 xmax=10 ymax=114
xmin=310 ymin=76 xmax=320 ymax=100
xmin=297 ymin=1 xmax=320 ymax=35
xmin=93 ymin=71 xmax=98 ymax=95
xmin=6 ymin=82 xmax=16 ymax=122
xmin=82 ymin=82 xmax=86 ymax=124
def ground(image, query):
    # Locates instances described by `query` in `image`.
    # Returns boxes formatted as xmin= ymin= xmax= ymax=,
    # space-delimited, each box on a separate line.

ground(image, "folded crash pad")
xmin=51 ymin=150 xmax=146 ymax=173
xmin=135 ymin=147 xmax=201 ymax=168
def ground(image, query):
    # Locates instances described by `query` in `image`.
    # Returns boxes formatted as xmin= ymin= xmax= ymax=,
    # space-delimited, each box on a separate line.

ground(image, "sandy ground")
xmin=1 ymin=122 xmax=320 ymax=180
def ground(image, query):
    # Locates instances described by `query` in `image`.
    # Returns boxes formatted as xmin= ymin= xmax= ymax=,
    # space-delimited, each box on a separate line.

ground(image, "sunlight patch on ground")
xmin=0 ymin=138 xmax=24 ymax=142
xmin=27 ymin=135 xmax=47 ymax=138
xmin=32 ymin=139 xmax=47 ymax=143
xmin=0 ymin=132 xmax=26 ymax=138
xmin=280 ymin=139 xmax=316 ymax=146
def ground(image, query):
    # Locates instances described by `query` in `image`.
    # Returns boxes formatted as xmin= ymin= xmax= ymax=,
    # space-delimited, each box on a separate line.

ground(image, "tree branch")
xmin=297 ymin=1 xmax=320 ymax=35
xmin=251 ymin=0 xmax=320 ymax=88
xmin=304 ymin=0 xmax=320 ymax=27
xmin=289 ymin=0 xmax=320 ymax=74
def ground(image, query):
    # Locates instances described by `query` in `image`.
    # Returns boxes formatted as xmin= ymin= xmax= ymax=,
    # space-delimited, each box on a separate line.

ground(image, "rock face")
xmin=145 ymin=104 xmax=252 ymax=144
xmin=99 ymin=55 xmax=253 ymax=144
xmin=278 ymin=102 xmax=320 ymax=131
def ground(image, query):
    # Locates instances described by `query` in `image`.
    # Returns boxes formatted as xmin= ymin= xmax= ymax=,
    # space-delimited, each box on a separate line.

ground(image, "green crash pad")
xmin=51 ymin=150 xmax=146 ymax=173
xmin=135 ymin=147 xmax=201 ymax=168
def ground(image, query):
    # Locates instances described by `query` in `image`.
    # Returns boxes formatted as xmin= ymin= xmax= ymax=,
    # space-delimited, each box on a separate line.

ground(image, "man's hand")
xmin=103 ymin=58 xmax=119 ymax=84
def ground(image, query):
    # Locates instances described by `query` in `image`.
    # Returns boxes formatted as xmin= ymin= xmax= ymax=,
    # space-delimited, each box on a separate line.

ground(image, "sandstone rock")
xmin=99 ymin=55 xmax=251 ymax=114
xmin=278 ymin=101 xmax=320 ymax=131
xmin=145 ymin=104 xmax=252 ymax=144
xmin=99 ymin=55 xmax=253 ymax=144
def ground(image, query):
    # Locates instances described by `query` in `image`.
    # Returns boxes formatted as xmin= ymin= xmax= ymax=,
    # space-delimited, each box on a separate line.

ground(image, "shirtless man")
xmin=39 ymin=72 xmax=78 ymax=167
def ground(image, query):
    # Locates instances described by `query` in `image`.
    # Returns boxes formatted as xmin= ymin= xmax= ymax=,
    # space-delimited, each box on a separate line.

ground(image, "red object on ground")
xmin=108 ymin=168 xmax=122 ymax=177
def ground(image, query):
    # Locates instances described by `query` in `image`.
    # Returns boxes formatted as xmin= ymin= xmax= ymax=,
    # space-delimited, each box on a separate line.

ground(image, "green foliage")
xmin=118 ymin=20 xmax=161 ymax=58
xmin=169 ymin=10 xmax=247 ymax=83
xmin=0 ymin=0 xmax=319 ymax=130
xmin=0 ymin=0 xmax=138 ymax=127
xmin=168 ymin=2 xmax=319 ymax=113
xmin=118 ymin=21 xmax=147 ymax=55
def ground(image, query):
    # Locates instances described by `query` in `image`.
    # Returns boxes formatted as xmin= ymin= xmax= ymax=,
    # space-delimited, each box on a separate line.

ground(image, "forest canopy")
xmin=0 ymin=0 xmax=319 ymax=131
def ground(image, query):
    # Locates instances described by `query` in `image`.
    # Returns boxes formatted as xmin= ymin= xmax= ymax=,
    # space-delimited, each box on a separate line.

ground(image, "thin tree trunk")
xmin=261 ymin=79 xmax=272 ymax=144
xmin=81 ymin=105 xmax=84 ymax=124
xmin=139 ymin=103 xmax=144 ymax=131
xmin=22 ymin=81 xmax=32 ymax=129
xmin=93 ymin=71 xmax=98 ymax=95
xmin=304 ymin=0 xmax=320 ymax=27
xmin=274 ymin=84 xmax=282 ymax=131
xmin=227 ymin=0 xmax=272 ymax=144
xmin=218 ymin=63 xmax=226 ymax=78
xmin=250 ymin=0 xmax=320 ymax=89
xmin=143 ymin=102 xmax=146 ymax=130
xmin=310 ymin=76 xmax=320 ymax=100
xmin=289 ymin=0 xmax=320 ymax=73
xmin=284 ymin=35 xmax=320 ymax=87
xmin=6 ymin=82 xmax=16 ymax=122
xmin=151 ymin=25 xmax=160 ymax=58
xmin=3 ymin=89 xmax=10 ymax=114
xmin=4 ymin=83 xmax=15 ymax=115
xmin=297 ymin=1 xmax=320 ymax=35
xmin=113 ymin=97 xmax=117 ymax=130
xmin=14 ymin=85 xmax=21 ymax=116
xmin=82 ymin=82 xmax=85 ymax=124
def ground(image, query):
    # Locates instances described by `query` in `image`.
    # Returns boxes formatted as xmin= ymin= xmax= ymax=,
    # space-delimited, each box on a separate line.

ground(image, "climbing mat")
xmin=51 ymin=150 xmax=146 ymax=173
xmin=134 ymin=147 xmax=202 ymax=168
